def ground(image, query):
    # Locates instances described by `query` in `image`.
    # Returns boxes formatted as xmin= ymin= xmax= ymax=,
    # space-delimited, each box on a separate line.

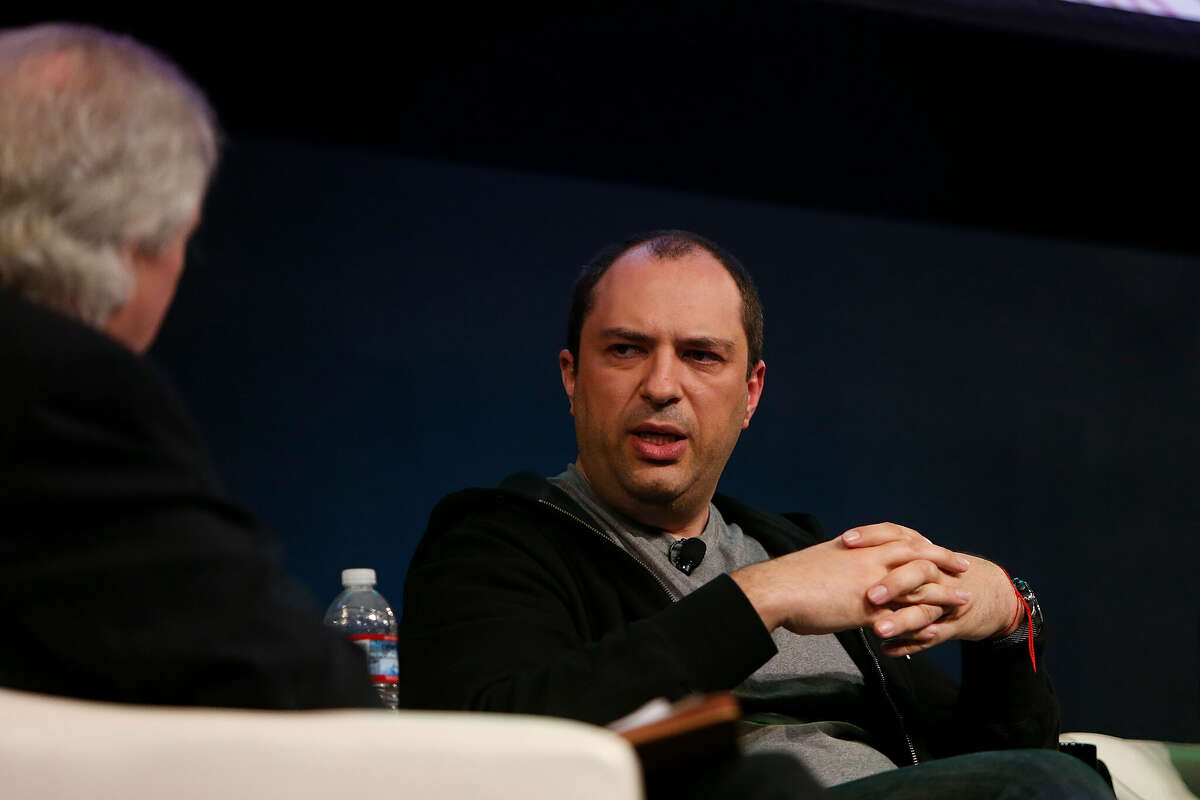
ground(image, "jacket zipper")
xmin=858 ymin=628 xmax=919 ymax=766
xmin=537 ymin=498 xmax=680 ymax=602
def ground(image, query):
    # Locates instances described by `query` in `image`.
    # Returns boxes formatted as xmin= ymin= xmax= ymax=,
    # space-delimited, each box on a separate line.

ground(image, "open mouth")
xmin=634 ymin=431 xmax=685 ymax=446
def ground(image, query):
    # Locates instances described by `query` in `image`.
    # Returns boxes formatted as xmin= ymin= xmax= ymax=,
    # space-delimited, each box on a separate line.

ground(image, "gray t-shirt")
xmin=550 ymin=464 xmax=897 ymax=787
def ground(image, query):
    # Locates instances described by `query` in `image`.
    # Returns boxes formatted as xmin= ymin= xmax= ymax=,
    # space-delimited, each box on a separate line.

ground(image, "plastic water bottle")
xmin=323 ymin=568 xmax=399 ymax=710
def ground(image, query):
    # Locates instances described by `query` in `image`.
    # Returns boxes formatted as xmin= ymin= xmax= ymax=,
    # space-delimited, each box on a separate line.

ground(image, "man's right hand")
xmin=730 ymin=523 xmax=972 ymax=637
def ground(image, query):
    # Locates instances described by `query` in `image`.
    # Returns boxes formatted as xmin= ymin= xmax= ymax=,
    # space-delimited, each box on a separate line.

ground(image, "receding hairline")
xmin=583 ymin=244 xmax=752 ymax=353
xmin=566 ymin=229 xmax=765 ymax=378
xmin=591 ymin=241 xmax=745 ymax=312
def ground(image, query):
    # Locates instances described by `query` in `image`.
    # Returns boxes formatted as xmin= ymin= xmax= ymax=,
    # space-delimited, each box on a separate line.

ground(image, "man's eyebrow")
xmin=600 ymin=328 xmax=736 ymax=353
xmin=681 ymin=336 xmax=736 ymax=353
xmin=599 ymin=327 xmax=654 ymax=345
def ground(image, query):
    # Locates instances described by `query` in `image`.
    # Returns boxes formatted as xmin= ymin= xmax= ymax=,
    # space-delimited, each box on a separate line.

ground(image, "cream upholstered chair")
xmin=7 ymin=686 xmax=1199 ymax=800
xmin=0 ymin=687 xmax=642 ymax=800
xmin=1061 ymin=731 xmax=1200 ymax=800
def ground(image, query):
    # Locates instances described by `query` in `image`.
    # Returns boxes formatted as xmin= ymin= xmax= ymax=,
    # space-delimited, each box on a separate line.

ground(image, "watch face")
xmin=1014 ymin=578 xmax=1044 ymax=631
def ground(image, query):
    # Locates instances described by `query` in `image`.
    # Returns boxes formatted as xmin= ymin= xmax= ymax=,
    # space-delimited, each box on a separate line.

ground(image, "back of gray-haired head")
xmin=0 ymin=23 xmax=218 ymax=328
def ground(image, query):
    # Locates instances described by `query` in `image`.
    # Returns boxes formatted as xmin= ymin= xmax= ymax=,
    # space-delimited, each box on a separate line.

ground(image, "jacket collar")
xmin=497 ymin=470 xmax=823 ymax=553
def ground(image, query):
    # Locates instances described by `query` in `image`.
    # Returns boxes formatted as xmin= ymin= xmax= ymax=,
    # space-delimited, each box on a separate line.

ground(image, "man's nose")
xmin=640 ymin=350 xmax=682 ymax=407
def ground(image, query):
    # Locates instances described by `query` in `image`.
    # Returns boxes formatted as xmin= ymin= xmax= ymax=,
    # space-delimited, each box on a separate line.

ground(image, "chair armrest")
xmin=0 ymin=688 xmax=641 ymax=800
xmin=1061 ymin=731 xmax=1199 ymax=800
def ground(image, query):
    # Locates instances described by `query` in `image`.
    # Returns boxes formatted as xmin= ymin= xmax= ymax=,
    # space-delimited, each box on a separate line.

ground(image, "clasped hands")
xmin=731 ymin=523 xmax=1021 ymax=657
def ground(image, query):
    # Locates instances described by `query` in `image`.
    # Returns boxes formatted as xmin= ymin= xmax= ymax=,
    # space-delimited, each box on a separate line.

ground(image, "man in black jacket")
xmin=398 ymin=230 xmax=1112 ymax=798
xmin=0 ymin=23 xmax=379 ymax=710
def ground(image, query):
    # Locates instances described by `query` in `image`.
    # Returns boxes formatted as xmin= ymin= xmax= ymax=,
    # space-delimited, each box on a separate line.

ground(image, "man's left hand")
xmin=843 ymin=526 xmax=1021 ymax=657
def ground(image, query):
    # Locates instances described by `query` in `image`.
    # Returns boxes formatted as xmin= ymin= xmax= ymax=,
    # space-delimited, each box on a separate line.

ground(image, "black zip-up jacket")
xmin=397 ymin=472 xmax=1059 ymax=767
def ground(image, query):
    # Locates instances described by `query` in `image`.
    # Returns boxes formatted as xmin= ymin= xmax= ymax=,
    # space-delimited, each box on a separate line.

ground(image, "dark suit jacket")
xmin=0 ymin=288 xmax=379 ymax=709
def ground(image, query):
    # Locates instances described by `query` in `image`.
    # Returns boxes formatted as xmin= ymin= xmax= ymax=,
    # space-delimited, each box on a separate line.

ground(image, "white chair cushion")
xmin=0 ymin=687 xmax=641 ymax=800
xmin=1061 ymin=731 xmax=1197 ymax=800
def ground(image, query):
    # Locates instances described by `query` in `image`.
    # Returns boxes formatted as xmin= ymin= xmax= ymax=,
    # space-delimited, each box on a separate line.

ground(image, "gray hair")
xmin=0 ymin=23 xmax=218 ymax=328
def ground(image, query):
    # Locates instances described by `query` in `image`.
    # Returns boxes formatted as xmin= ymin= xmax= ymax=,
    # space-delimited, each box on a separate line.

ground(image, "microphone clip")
xmin=668 ymin=537 xmax=706 ymax=576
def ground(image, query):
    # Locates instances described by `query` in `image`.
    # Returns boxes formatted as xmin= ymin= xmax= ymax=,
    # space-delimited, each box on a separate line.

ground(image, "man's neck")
xmin=572 ymin=461 xmax=712 ymax=539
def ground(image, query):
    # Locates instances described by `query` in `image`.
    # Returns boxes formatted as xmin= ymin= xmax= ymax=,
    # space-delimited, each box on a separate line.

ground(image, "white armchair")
xmin=0 ymin=687 xmax=642 ymax=800
xmin=6 ymin=686 xmax=1198 ymax=800
xmin=1061 ymin=731 xmax=1200 ymax=800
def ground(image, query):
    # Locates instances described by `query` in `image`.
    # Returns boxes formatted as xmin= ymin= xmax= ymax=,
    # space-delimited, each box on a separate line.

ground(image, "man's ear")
xmin=122 ymin=241 xmax=175 ymax=279
xmin=742 ymin=360 xmax=766 ymax=429
xmin=105 ymin=227 xmax=193 ymax=354
xmin=559 ymin=349 xmax=577 ymax=415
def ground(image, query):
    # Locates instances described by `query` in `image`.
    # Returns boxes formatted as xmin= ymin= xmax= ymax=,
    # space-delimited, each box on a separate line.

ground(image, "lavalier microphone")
xmin=668 ymin=537 xmax=706 ymax=576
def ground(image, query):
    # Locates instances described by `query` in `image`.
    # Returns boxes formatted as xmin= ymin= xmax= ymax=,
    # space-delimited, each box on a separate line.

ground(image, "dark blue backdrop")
xmin=154 ymin=136 xmax=1199 ymax=741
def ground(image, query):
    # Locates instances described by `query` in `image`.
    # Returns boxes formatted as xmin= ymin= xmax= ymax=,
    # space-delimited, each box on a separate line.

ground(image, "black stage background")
xmin=7 ymin=2 xmax=1198 ymax=740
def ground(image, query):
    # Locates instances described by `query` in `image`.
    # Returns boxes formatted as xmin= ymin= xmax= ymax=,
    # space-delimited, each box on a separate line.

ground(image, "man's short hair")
xmin=566 ymin=230 xmax=765 ymax=377
xmin=0 ymin=23 xmax=218 ymax=329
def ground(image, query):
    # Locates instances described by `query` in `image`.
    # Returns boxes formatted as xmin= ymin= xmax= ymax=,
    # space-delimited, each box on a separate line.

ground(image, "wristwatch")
xmin=991 ymin=576 xmax=1044 ymax=647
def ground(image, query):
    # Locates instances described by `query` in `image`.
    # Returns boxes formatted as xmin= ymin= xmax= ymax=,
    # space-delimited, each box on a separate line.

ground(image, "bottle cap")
xmin=341 ymin=568 xmax=376 ymax=587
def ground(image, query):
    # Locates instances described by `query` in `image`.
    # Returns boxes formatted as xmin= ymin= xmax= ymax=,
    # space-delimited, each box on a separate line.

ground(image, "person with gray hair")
xmin=0 ymin=23 xmax=380 ymax=710
xmin=0 ymin=23 xmax=216 ymax=347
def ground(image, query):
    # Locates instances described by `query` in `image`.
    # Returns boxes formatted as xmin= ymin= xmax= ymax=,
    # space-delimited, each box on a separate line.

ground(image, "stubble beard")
xmin=619 ymin=467 xmax=691 ymax=508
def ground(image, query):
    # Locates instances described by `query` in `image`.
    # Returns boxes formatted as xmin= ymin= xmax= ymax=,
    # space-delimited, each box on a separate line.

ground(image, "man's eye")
xmin=686 ymin=350 xmax=721 ymax=363
xmin=609 ymin=344 xmax=642 ymax=357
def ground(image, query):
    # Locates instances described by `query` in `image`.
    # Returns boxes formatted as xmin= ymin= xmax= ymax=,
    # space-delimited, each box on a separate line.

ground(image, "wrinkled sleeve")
xmin=397 ymin=508 xmax=778 ymax=725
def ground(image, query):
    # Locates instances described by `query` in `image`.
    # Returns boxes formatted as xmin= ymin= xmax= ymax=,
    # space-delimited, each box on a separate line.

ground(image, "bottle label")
xmin=348 ymin=634 xmax=399 ymax=684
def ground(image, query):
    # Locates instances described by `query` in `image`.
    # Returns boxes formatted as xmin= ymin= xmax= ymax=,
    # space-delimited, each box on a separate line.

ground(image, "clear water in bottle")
xmin=323 ymin=568 xmax=399 ymax=710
